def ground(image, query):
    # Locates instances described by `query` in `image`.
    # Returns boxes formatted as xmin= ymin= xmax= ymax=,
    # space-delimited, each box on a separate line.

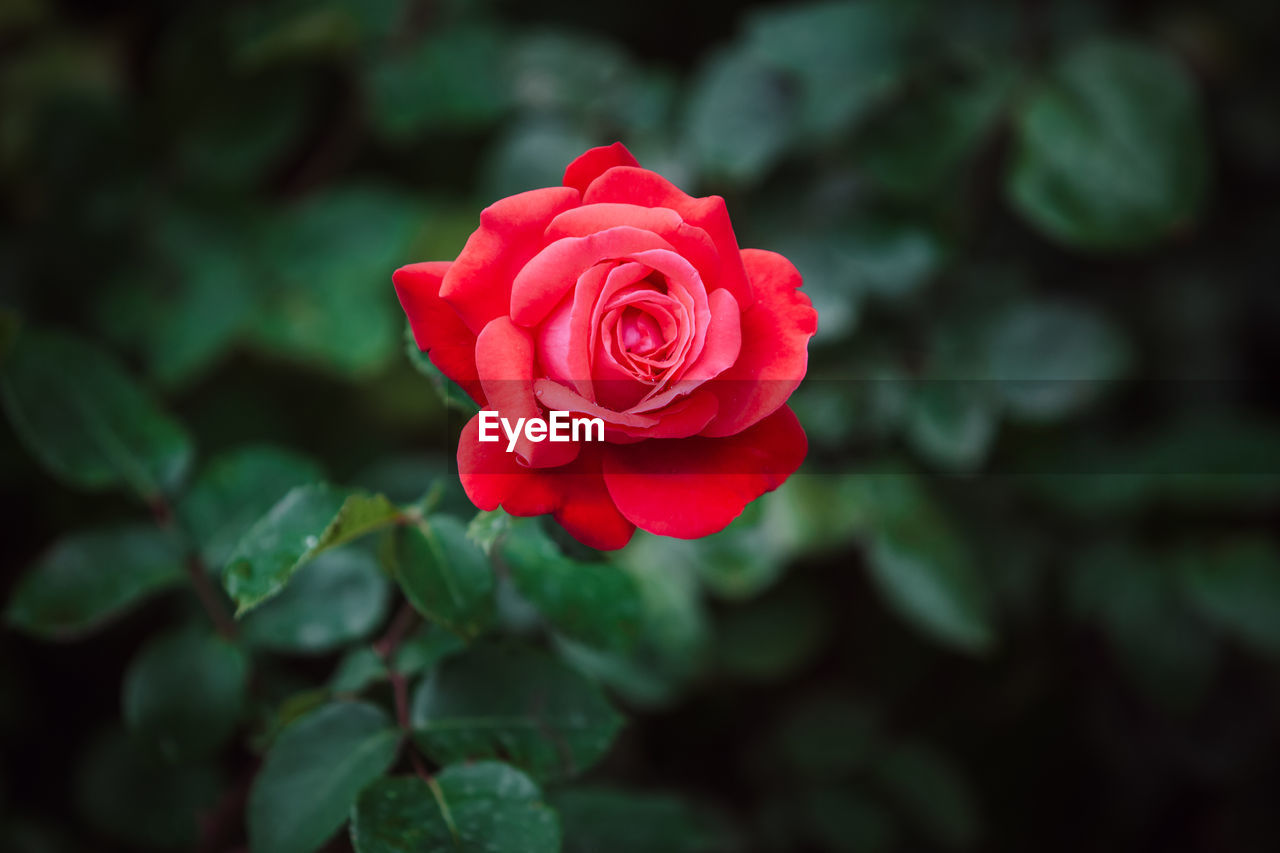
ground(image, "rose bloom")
xmin=394 ymin=143 xmax=816 ymax=550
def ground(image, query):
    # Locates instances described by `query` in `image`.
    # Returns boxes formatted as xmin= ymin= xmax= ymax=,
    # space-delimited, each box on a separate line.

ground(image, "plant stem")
xmin=374 ymin=600 xmax=431 ymax=779
xmin=150 ymin=496 xmax=238 ymax=639
xmin=375 ymin=600 xmax=419 ymax=661
xmin=375 ymin=601 xmax=420 ymax=732
xmin=185 ymin=553 xmax=239 ymax=639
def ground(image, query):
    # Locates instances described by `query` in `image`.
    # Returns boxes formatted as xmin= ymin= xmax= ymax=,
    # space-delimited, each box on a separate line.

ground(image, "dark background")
xmin=3 ymin=0 xmax=1280 ymax=850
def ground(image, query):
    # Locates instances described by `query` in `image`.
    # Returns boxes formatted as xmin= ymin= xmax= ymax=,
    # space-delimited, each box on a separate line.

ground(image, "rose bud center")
xmin=619 ymin=307 xmax=662 ymax=355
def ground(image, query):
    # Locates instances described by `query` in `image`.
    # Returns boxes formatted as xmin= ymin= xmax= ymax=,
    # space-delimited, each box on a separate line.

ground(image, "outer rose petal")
xmin=440 ymin=187 xmax=580 ymax=334
xmin=458 ymin=414 xmax=559 ymax=516
xmin=550 ymin=446 xmax=636 ymax=550
xmin=392 ymin=261 xmax=485 ymax=406
xmin=562 ymin=142 xmax=640 ymax=195
xmin=458 ymin=416 xmax=634 ymax=550
xmin=583 ymin=166 xmax=754 ymax=310
xmin=601 ymin=406 xmax=807 ymax=539
xmin=475 ymin=317 xmax=578 ymax=469
xmin=701 ymin=249 xmax=817 ymax=437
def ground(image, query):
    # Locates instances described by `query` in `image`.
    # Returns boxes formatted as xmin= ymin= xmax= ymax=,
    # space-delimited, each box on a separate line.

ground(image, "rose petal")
xmin=459 ymin=415 xmax=634 ymax=550
xmin=441 ymin=186 xmax=580 ymax=333
xmin=547 ymin=203 xmax=722 ymax=291
xmin=583 ymin=166 xmax=754 ymax=310
xmin=458 ymin=413 xmax=560 ymax=515
xmin=548 ymin=262 xmax=614 ymax=401
xmin=475 ymin=317 xmax=579 ymax=469
xmin=511 ymin=226 xmax=675 ymax=327
xmin=610 ymin=389 xmax=719 ymax=440
xmin=534 ymin=378 xmax=659 ymax=428
xmin=536 ymin=292 xmax=577 ymax=390
xmin=562 ymin=142 xmax=640 ymax=196
xmin=631 ymin=287 xmax=741 ymax=413
xmin=550 ymin=448 xmax=636 ymax=550
xmin=625 ymin=248 xmax=709 ymax=374
xmin=701 ymin=249 xmax=817 ymax=437
xmin=605 ymin=295 xmax=681 ymax=370
xmin=589 ymin=262 xmax=661 ymax=411
xmin=602 ymin=406 xmax=807 ymax=538
xmin=392 ymin=261 xmax=485 ymax=406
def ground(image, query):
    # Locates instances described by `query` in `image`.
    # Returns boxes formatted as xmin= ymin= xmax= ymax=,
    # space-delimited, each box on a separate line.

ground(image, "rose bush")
xmin=394 ymin=143 xmax=816 ymax=549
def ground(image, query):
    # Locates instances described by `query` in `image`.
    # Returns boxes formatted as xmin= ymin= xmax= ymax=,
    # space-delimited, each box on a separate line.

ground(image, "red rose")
xmin=394 ymin=142 xmax=816 ymax=550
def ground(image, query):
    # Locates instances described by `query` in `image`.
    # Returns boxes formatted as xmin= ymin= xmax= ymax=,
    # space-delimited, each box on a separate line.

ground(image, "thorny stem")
xmin=150 ymin=496 xmax=238 ymax=639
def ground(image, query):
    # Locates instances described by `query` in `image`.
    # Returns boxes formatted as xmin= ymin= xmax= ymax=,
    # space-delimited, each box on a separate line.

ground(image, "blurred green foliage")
xmin=2 ymin=0 xmax=1280 ymax=851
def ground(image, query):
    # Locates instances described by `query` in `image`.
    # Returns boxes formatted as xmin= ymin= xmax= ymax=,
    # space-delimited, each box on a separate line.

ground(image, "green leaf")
xmin=364 ymin=26 xmax=512 ymax=141
xmin=854 ymin=474 xmax=994 ymax=653
xmin=553 ymin=787 xmax=733 ymax=853
xmin=248 ymin=701 xmax=401 ymax=853
xmin=388 ymin=515 xmax=495 ymax=640
xmin=411 ymin=643 xmax=624 ymax=782
xmin=0 ymin=329 xmax=193 ymax=498
xmin=763 ymin=473 xmax=876 ymax=556
xmin=6 ymin=525 xmax=185 ymax=640
xmin=684 ymin=47 xmax=794 ymax=183
xmin=561 ymin=534 xmax=712 ymax=708
xmin=500 ymin=521 xmax=643 ymax=653
xmin=691 ymin=500 xmax=788 ymax=601
xmin=223 ymin=484 xmax=401 ymax=616
xmin=904 ymin=383 xmax=1000 ymax=472
xmin=405 ymin=322 xmax=480 ymax=415
xmin=175 ymin=75 xmax=315 ymax=190
xmin=1007 ymin=39 xmax=1209 ymax=250
xmin=873 ymin=743 xmax=980 ymax=850
xmin=1175 ymin=539 xmax=1280 ymax=655
xmin=1023 ymin=416 xmax=1280 ymax=517
xmin=984 ymin=300 xmax=1130 ymax=421
xmin=243 ymin=547 xmax=391 ymax=654
xmin=350 ymin=762 xmax=560 ymax=853
xmin=253 ymin=687 xmax=333 ymax=753
xmin=844 ymin=220 xmax=946 ymax=301
xmin=1070 ymin=541 xmax=1219 ymax=711
xmin=179 ymin=445 xmax=325 ymax=569
xmin=354 ymin=453 xmax=473 ymax=516
xmin=774 ymin=690 xmax=880 ymax=781
xmin=717 ymin=580 xmax=833 ymax=681
xmin=75 ymin=728 xmax=222 ymax=851
xmin=122 ymin=628 xmax=249 ymax=761
xmin=330 ymin=625 xmax=465 ymax=695
xmin=330 ymin=647 xmax=388 ymax=695
xmin=482 ymin=118 xmax=595 ymax=199
xmin=508 ymin=31 xmax=637 ymax=121
xmin=394 ymin=624 xmax=468 ymax=678
xmin=251 ymin=186 xmax=426 ymax=376
xmin=745 ymin=0 xmax=917 ymax=139
xmin=466 ymin=508 xmax=512 ymax=557
xmin=94 ymin=204 xmax=262 ymax=388
xmin=857 ymin=64 xmax=1014 ymax=199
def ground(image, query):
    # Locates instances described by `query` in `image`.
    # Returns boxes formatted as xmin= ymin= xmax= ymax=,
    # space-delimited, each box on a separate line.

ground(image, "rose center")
xmin=618 ymin=307 xmax=663 ymax=355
